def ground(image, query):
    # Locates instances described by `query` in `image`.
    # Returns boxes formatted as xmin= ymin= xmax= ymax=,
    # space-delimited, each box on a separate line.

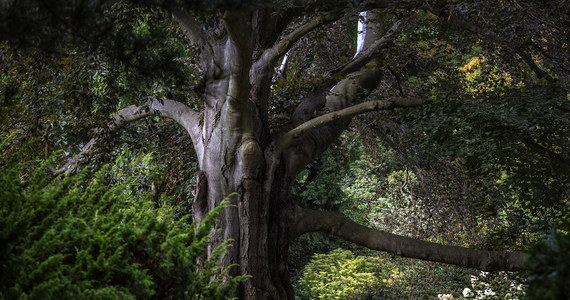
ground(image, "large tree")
xmin=2 ymin=0 xmax=568 ymax=298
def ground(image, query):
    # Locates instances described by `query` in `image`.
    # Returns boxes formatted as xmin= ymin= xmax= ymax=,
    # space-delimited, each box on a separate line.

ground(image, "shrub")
xmin=0 ymin=156 xmax=246 ymax=299
xmin=298 ymin=249 xmax=382 ymax=300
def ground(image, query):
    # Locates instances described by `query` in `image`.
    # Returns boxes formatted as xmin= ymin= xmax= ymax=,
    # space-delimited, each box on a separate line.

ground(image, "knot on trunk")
xmin=238 ymin=137 xmax=263 ymax=178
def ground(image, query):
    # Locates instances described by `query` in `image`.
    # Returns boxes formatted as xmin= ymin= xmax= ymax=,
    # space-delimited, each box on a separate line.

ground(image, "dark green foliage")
xmin=0 ymin=1 xmax=202 ymax=170
xmin=526 ymin=230 xmax=570 ymax=300
xmin=0 ymin=152 xmax=246 ymax=299
xmin=361 ymin=14 xmax=569 ymax=244
xmin=292 ymin=149 xmax=347 ymax=211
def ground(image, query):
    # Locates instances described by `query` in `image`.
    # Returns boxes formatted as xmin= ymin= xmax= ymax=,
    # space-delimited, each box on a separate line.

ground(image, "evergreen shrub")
xmin=0 ymin=153 xmax=246 ymax=299
xmin=297 ymin=249 xmax=381 ymax=300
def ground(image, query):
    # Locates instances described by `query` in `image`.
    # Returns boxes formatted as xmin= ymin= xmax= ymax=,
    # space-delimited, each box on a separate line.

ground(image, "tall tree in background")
xmin=1 ymin=0 xmax=568 ymax=298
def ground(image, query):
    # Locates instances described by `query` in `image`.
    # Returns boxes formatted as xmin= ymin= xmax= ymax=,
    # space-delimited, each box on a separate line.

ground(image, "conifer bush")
xmin=0 ymin=149 xmax=246 ymax=299
xmin=297 ymin=249 xmax=382 ymax=300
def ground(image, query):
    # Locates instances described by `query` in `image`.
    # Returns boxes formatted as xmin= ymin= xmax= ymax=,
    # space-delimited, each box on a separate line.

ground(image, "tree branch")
xmin=251 ymin=0 xmax=414 ymax=77
xmin=253 ymin=13 xmax=336 ymax=73
xmin=282 ymin=64 xmax=382 ymax=177
xmin=330 ymin=19 xmax=402 ymax=77
xmin=290 ymin=206 xmax=529 ymax=271
xmin=171 ymin=8 xmax=214 ymax=69
xmin=280 ymin=14 xmax=410 ymax=177
xmin=277 ymin=97 xmax=422 ymax=151
xmin=53 ymin=98 xmax=202 ymax=176
xmin=289 ymin=18 xmax=404 ymax=127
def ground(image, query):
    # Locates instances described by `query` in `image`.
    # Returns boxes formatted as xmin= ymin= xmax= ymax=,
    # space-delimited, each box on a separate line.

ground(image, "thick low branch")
xmin=53 ymin=98 xmax=202 ymax=176
xmin=291 ymin=206 xmax=529 ymax=271
xmin=278 ymin=97 xmax=422 ymax=151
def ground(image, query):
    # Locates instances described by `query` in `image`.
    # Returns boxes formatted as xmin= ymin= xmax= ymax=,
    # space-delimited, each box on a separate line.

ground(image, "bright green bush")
xmin=0 ymin=156 xmax=246 ymax=299
xmin=298 ymin=249 xmax=382 ymax=300
xmin=296 ymin=247 xmax=479 ymax=300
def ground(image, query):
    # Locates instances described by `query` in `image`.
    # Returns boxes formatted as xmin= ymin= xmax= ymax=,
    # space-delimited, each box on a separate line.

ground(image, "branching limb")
xmin=277 ymin=97 xmax=422 ymax=151
xmin=278 ymin=14 xmax=409 ymax=176
xmin=146 ymin=98 xmax=202 ymax=146
xmin=282 ymin=66 xmax=383 ymax=176
xmin=253 ymin=14 xmax=336 ymax=73
xmin=171 ymin=8 xmax=214 ymax=68
xmin=252 ymin=0 xmax=414 ymax=75
xmin=53 ymin=98 xmax=202 ymax=176
xmin=281 ymin=15 xmax=406 ymax=174
xmin=329 ymin=19 xmax=402 ymax=77
xmin=289 ymin=18 xmax=404 ymax=127
xmin=251 ymin=0 xmax=345 ymax=57
xmin=290 ymin=206 xmax=529 ymax=271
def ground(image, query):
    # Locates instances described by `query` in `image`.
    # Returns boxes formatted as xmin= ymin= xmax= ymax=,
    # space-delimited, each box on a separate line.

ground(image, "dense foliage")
xmin=0 ymin=142 xmax=246 ymax=299
xmin=526 ymin=230 xmax=570 ymax=299
xmin=298 ymin=249 xmax=381 ymax=300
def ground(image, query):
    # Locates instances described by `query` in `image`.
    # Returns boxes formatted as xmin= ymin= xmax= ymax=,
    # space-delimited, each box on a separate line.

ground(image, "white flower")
xmin=438 ymin=294 xmax=454 ymax=300
xmin=470 ymin=275 xmax=479 ymax=286
xmin=484 ymin=288 xmax=496 ymax=296
xmin=463 ymin=287 xmax=474 ymax=298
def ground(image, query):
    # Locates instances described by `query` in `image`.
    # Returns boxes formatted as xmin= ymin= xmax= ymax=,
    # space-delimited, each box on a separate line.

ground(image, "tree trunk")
xmin=190 ymin=43 xmax=295 ymax=297
xmin=194 ymin=111 xmax=295 ymax=299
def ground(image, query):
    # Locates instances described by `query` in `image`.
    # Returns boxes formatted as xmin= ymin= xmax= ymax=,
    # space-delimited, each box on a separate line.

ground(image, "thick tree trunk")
xmin=191 ymin=62 xmax=294 ymax=298
xmin=195 ymin=131 xmax=294 ymax=299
